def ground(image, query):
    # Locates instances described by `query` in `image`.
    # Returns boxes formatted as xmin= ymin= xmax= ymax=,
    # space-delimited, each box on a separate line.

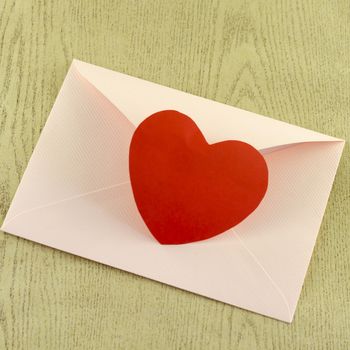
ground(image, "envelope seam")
xmin=2 ymin=181 xmax=131 ymax=229
xmin=234 ymin=231 xmax=292 ymax=321
xmin=259 ymin=140 xmax=344 ymax=155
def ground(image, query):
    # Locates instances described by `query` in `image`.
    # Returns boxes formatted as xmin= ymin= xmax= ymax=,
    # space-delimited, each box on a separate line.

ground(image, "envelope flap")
xmin=2 ymin=64 xmax=135 ymax=224
xmin=73 ymin=60 xmax=341 ymax=151
xmin=1 ymin=186 xmax=295 ymax=322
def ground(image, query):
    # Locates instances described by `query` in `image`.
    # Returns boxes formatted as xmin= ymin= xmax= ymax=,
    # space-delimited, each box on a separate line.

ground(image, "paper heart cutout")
xmin=129 ymin=110 xmax=268 ymax=244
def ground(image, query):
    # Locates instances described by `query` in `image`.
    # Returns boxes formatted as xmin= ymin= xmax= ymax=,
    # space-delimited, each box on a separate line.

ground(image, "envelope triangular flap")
xmin=2 ymin=64 xmax=135 ymax=222
xmin=73 ymin=60 xmax=339 ymax=150
xmin=233 ymin=140 xmax=343 ymax=320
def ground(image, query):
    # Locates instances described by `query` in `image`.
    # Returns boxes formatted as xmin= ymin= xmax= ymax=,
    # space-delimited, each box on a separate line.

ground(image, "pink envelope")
xmin=1 ymin=60 xmax=344 ymax=322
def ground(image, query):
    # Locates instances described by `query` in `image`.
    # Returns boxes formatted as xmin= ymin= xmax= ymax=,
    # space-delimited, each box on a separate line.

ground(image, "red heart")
xmin=129 ymin=110 xmax=268 ymax=244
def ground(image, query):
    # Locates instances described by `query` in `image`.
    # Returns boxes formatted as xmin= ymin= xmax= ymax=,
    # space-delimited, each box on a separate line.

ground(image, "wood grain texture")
xmin=0 ymin=0 xmax=349 ymax=349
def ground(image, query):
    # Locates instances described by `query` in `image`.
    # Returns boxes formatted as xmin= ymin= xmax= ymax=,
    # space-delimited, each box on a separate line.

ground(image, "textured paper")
xmin=1 ymin=60 xmax=344 ymax=322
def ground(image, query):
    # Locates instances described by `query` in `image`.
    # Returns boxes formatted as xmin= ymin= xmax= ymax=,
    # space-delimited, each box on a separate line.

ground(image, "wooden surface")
xmin=0 ymin=0 xmax=349 ymax=348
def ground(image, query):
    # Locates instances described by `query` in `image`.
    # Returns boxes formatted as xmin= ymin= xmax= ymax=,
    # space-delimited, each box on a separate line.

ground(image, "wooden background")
xmin=0 ymin=0 xmax=349 ymax=349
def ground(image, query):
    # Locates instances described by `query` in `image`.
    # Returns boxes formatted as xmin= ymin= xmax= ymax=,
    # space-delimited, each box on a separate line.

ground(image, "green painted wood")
xmin=0 ymin=0 xmax=349 ymax=349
